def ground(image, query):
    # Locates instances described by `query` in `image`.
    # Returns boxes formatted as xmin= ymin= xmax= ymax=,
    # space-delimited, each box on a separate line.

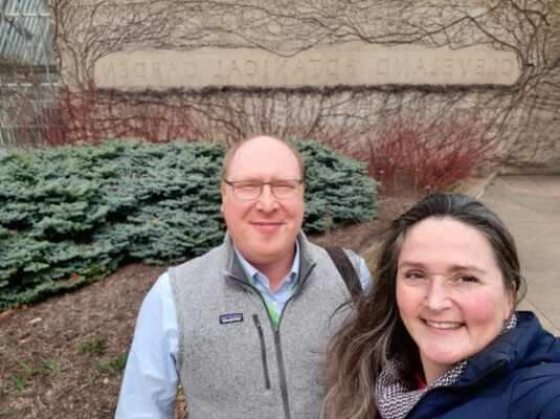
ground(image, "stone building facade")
xmin=9 ymin=0 xmax=560 ymax=172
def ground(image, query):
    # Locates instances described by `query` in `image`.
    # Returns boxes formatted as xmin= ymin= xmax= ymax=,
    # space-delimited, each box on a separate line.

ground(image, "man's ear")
xmin=220 ymin=182 xmax=227 ymax=202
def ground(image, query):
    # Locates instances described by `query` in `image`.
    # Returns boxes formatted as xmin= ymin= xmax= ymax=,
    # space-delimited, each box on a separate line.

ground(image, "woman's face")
xmin=396 ymin=217 xmax=514 ymax=384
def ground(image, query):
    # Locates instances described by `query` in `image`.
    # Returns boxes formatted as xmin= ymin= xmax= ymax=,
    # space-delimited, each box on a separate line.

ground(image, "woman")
xmin=323 ymin=193 xmax=560 ymax=419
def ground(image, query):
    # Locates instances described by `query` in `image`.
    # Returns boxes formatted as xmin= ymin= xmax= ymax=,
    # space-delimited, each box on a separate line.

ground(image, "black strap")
xmin=325 ymin=246 xmax=362 ymax=299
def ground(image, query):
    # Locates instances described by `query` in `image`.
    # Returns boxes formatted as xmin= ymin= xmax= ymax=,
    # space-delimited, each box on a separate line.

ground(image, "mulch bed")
xmin=0 ymin=264 xmax=163 ymax=418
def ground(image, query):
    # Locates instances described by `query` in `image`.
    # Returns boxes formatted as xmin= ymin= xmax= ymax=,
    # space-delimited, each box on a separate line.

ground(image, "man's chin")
xmin=243 ymin=246 xmax=292 ymax=265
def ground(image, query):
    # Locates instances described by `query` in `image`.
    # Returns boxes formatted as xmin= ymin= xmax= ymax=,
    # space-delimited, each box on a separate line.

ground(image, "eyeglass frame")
xmin=222 ymin=178 xmax=304 ymax=201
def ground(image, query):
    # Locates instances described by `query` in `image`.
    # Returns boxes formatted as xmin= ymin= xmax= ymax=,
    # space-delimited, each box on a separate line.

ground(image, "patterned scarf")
xmin=375 ymin=314 xmax=518 ymax=419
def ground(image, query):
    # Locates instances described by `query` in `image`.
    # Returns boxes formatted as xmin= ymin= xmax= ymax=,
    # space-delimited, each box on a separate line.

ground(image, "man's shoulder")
xmin=168 ymin=243 xmax=228 ymax=285
xmin=305 ymin=238 xmax=371 ymax=293
xmin=306 ymin=239 xmax=365 ymax=269
xmin=302 ymin=235 xmax=350 ymax=259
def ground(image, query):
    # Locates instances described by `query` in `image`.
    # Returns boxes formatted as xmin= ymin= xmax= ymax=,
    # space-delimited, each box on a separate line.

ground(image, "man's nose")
xmin=424 ymin=279 xmax=452 ymax=311
xmin=255 ymin=185 xmax=279 ymax=211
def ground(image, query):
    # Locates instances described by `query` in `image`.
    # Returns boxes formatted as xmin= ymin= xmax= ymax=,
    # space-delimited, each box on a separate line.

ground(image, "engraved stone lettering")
xmin=346 ymin=59 xmax=357 ymax=79
xmin=326 ymin=59 xmax=338 ymax=78
xmin=134 ymin=62 xmax=146 ymax=79
xmin=475 ymin=58 xmax=485 ymax=76
xmin=376 ymin=58 xmax=390 ymax=76
xmin=502 ymin=59 xmax=515 ymax=76
xmin=309 ymin=58 xmax=322 ymax=79
xmin=459 ymin=59 xmax=469 ymax=78
xmin=429 ymin=59 xmax=438 ymax=77
xmin=94 ymin=44 xmax=521 ymax=88
xmin=184 ymin=62 xmax=197 ymax=78
xmin=391 ymin=58 xmax=409 ymax=78
xmin=416 ymin=58 xmax=427 ymax=77
xmin=442 ymin=58 xmax=453 ymax=77
xmin=102 ymin=63 xmax=115 ymax=85
xmin=228 ymin=60 xmax=242 ymax=82
xmin=274 ymin=58 xmax=289 ymax=81
xmin=212 ymin=59 xmax=223 ymax=82
xmin=486 ymin=59 xmax=497 ymax=76
xmin=168 ymin=60 xmax=179 ymax=79
xmin=262 ymin=58 xmax=269 ymax=83
xmin=293 ymin=60 xmax=306 ymax=81
xmin=152 ymin=61 xmax=162 ymax=82
xmin=117 ymin=61 xmax=128 ymax=82
xmin=244 ymin=60 xmax=257 ymax=77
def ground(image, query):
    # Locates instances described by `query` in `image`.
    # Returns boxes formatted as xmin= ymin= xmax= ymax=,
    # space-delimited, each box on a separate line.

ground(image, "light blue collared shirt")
xmin=115 ymin=245 xmax=371 ymax=418
xmin=234 ymin=243 xmax=300 ymax=328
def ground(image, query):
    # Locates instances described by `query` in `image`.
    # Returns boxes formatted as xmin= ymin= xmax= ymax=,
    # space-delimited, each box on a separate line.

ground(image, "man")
xmin=115 ymin=135 xmax=371 ymax=419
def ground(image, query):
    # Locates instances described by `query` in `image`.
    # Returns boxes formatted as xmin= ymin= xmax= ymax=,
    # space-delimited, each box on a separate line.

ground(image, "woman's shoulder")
xmin=512 ymin=311 xmax=560 ymax=376
xmin=508 ymin=313 xmax=560 ymax=418
xmin=509 ymin=361 xmax=560 ymax=419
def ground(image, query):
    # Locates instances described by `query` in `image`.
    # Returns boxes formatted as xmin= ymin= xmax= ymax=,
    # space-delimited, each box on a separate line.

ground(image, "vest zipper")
xmin=273 ymin=263 xmax=316 ymax=419
xmin=274 ymin=330 xmax=292 ymax=419
xmin=227 ymin=262 xmax=317 ymax=419
xmin=252 ymin=314 xmax=271 ymax=390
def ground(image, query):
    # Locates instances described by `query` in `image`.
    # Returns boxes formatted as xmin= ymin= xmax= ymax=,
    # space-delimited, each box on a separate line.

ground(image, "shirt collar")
xmin=233 ymin=241 xmax=300 ymax=289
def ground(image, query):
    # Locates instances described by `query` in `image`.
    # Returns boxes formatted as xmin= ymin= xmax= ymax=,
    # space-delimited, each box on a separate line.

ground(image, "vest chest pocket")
xmin=185 ymin=311 xmax=275 ymax=395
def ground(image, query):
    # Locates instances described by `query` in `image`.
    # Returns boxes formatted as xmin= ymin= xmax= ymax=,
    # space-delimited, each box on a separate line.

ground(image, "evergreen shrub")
xmin=0 ymin=140 xmax=376 ymax=309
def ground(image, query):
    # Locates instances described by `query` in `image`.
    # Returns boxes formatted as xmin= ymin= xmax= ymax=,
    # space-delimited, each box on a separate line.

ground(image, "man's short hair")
xmin=221 ymin=135 xmax=305 ymax=180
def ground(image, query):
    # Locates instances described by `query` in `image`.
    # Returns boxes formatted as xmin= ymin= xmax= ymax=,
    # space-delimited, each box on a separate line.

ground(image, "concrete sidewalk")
xmin=481 ymin=175 xmax=560 ymax=335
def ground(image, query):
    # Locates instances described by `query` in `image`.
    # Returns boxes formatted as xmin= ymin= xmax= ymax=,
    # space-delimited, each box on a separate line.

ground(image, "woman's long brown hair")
xmin=322 ymin=193 xmax=524 ymax=419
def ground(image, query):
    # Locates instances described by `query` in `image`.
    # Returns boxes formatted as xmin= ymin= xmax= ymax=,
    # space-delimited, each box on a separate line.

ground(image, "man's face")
xmin=221 ymin=137 xmax=305 ymax=268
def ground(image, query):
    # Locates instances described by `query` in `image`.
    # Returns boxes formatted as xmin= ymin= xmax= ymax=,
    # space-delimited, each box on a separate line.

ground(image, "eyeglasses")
xmin=223 ymin=178 xmax=303 ymax=200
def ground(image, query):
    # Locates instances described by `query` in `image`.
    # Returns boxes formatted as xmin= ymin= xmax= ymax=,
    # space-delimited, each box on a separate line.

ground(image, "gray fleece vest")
xmin=168 ymin=233 xmax=358 ymax=419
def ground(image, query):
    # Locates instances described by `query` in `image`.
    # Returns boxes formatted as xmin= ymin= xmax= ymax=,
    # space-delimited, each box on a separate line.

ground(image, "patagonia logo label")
xmin=219 ymin=312 xmax=244 ymax=324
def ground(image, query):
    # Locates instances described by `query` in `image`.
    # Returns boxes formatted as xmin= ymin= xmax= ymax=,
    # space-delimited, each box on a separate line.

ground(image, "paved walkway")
xmin=481 ymin=175 xmax=560 ymax=335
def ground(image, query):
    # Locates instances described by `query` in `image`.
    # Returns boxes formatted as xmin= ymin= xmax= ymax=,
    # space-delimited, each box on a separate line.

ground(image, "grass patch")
xmin=5 ymin=358 xmax=61 ymax=393
xmin=98 ymin=351 xmax=128 ymax=375
xmin=78 ymin=336 xmax=106 ymax=356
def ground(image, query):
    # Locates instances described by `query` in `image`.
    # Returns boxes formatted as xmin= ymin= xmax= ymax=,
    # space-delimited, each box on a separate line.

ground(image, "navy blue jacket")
xmin=407 ymin=311 xmax=560 ymax=419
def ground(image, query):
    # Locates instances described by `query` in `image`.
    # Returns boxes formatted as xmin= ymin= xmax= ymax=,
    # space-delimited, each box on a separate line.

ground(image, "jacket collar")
xmin=457 ymin=311 xmax=560 ymax=386
xmin=222 ymin=231 xmax=317 ymax=288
